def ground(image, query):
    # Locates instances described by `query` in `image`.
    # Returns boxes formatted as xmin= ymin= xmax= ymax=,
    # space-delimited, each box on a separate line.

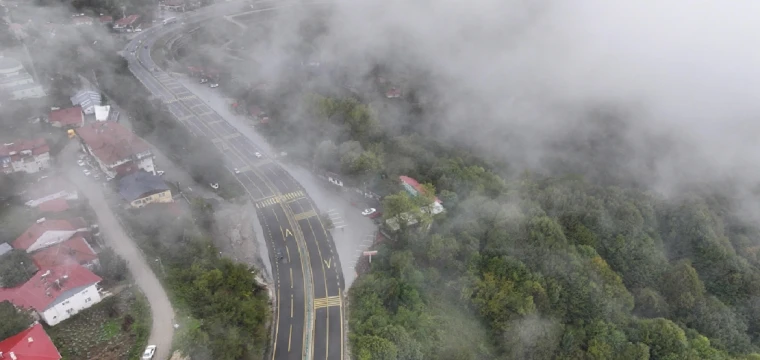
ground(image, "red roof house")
xmin=13 ymin=219 xmax=88 ymax=253
xmin=76 ymin=122 xmax=154 ymax=178
xmin=399 ymin=176 xmax=441 ymax=203
xmin=99 ymin=15 xmax=113 ymax=24
xmin=38 ymin=199 xmax=70 ymax=213
xmin=113 ymin=15 xmax=140 ymax=29
xmin=48 ymin=106 xmax=84 ymax=128
xmin=0 ymin=264 xmax=102 ymax=326
xmin=0 ymin=323 xmax=61 ymax=360
xmin=31 ymin=236 xmax=98 ymax=268
xmin=23 ymin=177 xmax=78 ymax=208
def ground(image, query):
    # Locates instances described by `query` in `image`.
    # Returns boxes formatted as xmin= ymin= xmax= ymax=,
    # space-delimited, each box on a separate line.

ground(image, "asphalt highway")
xmin=124 ymin=3 xmax=345 ymax=359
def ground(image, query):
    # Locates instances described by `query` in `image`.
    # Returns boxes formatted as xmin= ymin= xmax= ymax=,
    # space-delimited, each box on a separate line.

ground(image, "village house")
xmin=23 ymin=176 xmax=79 ymax=208
xmin=0 ymin=323 xmax=62 ymax=360
xmin=13 ymin=218 xmax=89 ymax=253
xmin=72 ymin=16 xmax=93 ymax=26
xmin=70 ymin=89 xmax=101 ymax=115
xmin=118 ymin=171 xmax=172 ymax=208
xmin=31 ymin=235 xmax=98 ymax=269
xmin=399 ymin=176 xmax=444 ymax=215
xmin=75 ymin=122 xmax=156 ymax=180
xmin=113 ymin=15 xmax=141 ymax=32
xmin=0 ymin=138 xmax=51 ymax=174
xmin=161 ymin=0 xmax=186 ymax=12
xmin=48 ymin=106 xmax=84 ymax=129
xmin=99 ymin=15 xmax=113 ymax=25
xmin=0 ymin=263 xmax=103 ymax=326
xmin=38 ymin=198 xmax=71 ymax=213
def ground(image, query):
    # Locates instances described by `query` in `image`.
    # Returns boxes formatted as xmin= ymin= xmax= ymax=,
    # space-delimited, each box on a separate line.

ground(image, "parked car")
xmin=82 ymin=169 xmax=91 ymax=176
xmin=361 ymin=208 xmax=376 ymax=216
xmin=77 ymin=159 xmax=85 ymax=167
xmin=209 ymin=83 xmax=219 ymax=88
xmin=234 ymin=168 xmax=240 ymax=174
xmin=156 ymin=170 xmax=165 ymax=176
xmin=254 ymin=152 xmax=262 ymax=158
xmin=200 ymin=78 xmax=208 ymax=84
xmin=209 ymin=183 xmax=219 ymax=189
xmin=142 ymin=345 xmax=157 ymax=360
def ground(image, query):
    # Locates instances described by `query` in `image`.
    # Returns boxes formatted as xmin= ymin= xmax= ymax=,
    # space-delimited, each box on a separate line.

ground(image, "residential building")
xmin=0 ymin=56 xmax=45 ymax=100
xmin=0 ymin=264 xmax=103 ymax=326
xmin=113 ymin=15 xmax=141 ymax=32
xmin=23 ymin=176 xmax=79 ymax=208
xmin=31 ymin=236 xmax=98 ymax=269
xmin=70 ymin=90 xmax=101 ymax=115
xmin=99 ymin=15 xmax=113 ymax=25
xmin=0 ymin=242 xmax=11 ymax=257
xmin=93 ymin=105 xmax=111 ymax=121
xmin=38 ymin=198 xmax=70 ymax=213
xmin=0 ymin=138 xmax=51 ymax=174
xmin=76 ymin=122 xmax=155 ymax=179
xmin=13 ymin=218 xmax=89 ymax=253
xmin=48 ymin=106 xmax=84 ymax=129
xmin=399 ymin=176 xmax=444 ymax=215
xmin=119 ymin=171 xmax=172 ymax=208
xmin=0 ymin=323 xmax=61 ymax=360
xmin=385 ymin=87 xmax=402 ymax=99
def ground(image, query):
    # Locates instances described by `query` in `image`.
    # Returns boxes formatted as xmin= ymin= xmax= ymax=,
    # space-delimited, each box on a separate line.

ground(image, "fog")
xmin=242 ymin=0 xmax=760 ymax=196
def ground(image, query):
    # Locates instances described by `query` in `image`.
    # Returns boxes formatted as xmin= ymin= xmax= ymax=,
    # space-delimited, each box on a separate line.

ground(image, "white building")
xmin=23 ymin=176 xmax=79 ymax=207
xmin=0 ymin=56 xmax=45 ymax=100
xmin=93 ymin=105 xmax=111 ymax=121
xmin=0 ymin=264 xmax=103 ymax=326
xmin=0 ymin=138 xmax=51 ymax=174
xmin=76 ymin=122 xmax=155 ymax=179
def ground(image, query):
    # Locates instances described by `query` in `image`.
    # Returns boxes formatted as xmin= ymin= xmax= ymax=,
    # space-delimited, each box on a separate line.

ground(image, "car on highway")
xmin=82 ymin=169 xmax=91 ymax=176
xmin=234 ymin=168 xmax=240 ymax=174
xmin=254 ymin=152 xmax=262 ymax=158
xmin=209 ymin=83 xmax=219 ymax=88
xmin=141 ymin=345 xmax=157 ymax=360
xmin=362 ymin=208 xmax=377 ymax=216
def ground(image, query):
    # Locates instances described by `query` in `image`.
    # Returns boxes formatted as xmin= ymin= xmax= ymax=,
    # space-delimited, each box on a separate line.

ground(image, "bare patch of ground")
xmin=212 ymin=200 xmax=266 ymax=272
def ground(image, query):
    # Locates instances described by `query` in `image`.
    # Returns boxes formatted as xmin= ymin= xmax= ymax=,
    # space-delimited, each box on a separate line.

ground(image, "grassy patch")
xmin=47 ymin=287 xmax=151 ymax=360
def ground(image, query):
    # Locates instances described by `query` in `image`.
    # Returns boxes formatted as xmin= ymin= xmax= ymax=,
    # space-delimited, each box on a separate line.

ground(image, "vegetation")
xmin=120 ymin=201 xmax=270 ymax=359
xmin=94 ymin=248 xmax=130 ymax=287
xmin=0 ymin=300 xmax=34 ymax=340
xmin=47 ymin=289 xmax=151 ymax=359
xmin=0 ymin=249 xmax=37 ymax=288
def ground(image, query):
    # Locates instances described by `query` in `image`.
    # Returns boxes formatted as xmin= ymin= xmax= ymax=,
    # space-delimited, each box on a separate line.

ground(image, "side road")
xmin=61 ymin=143 xmax=175 ymax=360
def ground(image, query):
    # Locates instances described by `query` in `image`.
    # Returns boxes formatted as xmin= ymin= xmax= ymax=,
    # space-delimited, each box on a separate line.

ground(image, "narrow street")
xmin=60 ymin=143 xmax=176 ymax=360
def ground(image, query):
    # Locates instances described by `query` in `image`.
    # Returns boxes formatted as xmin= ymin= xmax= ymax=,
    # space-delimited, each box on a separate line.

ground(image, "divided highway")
xmin=123 ymin=2 xmax=345 ymax=359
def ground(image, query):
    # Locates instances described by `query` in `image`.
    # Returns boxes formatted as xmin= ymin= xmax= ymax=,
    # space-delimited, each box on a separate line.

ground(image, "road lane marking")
xmin=291 ymin=295 xmax=294 ymax=318
xmin=293 ymin=209 xmax=317 ymax=221
xmin=324 ymin=259 xmax=332 ymax=269
xmin=288 ymin=324 xmax=292 ymax=352
xmin=313 ymin=296 xmax=341 ymax=309
xmin=290 ymin=268 xmax=293 ymax=288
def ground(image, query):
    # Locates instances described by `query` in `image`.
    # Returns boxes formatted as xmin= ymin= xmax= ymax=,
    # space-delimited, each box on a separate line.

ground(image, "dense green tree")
xmin=0 ymin=250 xmax=37 ymax=288
xmin=0 ymin=301 xmax=33 ymax=340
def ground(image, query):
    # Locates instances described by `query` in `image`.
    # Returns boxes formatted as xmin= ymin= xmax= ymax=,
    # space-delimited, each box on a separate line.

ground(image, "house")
xmin=70 ymin=90 xmax=101 ymax=115
xmin=161 ymin=0 xmax=186 ymax=12
xmin=38 ymin=198 xmax=70 ymax=213
xmin=48 ymin=106 xmax=84 ymax=129
xmin=118 ymin=171 xmax=172 ymax=208
xmin=99 ymin=15 xmax=113 ymax=25
xmin=76 ymin=122 xmax=155 ymax=180
xmin=399 ymin=176 xmax=444 ymax=215
xmin=13 ymin=218 xmax=89 ymax=253
xmin=385 ymin=87 xmax=402 ymax=99
xmin=23 ymin=176 xmax=79 ymax=208
xmin=0 ymin=138 xmax=51 ymax=174
xmin=0 ymin=243 xmax=11 ymax=257
xmin=0 ymin=323 xmax=62 ymax=360
xmin=0 ymin=264 xmax=103 ymax=326
xmin=113 ymin=15 xmax=141 ymax=32
xmin=0 ymin=56 xmax=45 ymax=100
xmin=31 ymin=236 xmax=98 ymax=269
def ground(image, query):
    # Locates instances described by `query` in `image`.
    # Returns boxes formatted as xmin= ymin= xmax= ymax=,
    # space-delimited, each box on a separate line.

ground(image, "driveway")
xmin=60 ymin=143 xmax=176 ymax=360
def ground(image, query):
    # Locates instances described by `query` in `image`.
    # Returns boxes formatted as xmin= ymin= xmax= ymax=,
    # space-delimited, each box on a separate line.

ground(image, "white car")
xmin=77 ymin=160 xmax=86 ymax=167
xmin=254 ymin=152 xmax=262 ymax=158
xmin=142 ymin=345 xmax=157 ymax=360
xmin=234 ymin=168 xmax=240 ymax=174
xmin=361 ymin=208 xmax=377 ymax=216
xmin=210 ymin=183 xmax=219 ymax=189
xmin=156 ymin=170 xmax=165 ymax=176
xmin=209 ymin=83 xmax=219 ymax=88
xmin=83 ymin=169 xmax=91 ymax=176
xmin=200 ymin=78 xmax=208 ymax=84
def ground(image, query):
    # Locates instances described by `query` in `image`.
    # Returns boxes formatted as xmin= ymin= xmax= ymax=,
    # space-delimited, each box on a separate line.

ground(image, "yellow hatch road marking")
xmin=293 ymin=209 xmax=317 ymax=221
xmin=313 ymin=296 xmax=342 ymax=309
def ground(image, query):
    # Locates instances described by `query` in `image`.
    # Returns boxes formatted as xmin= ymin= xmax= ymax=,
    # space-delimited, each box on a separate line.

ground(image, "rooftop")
xmin=31 ymin=236 xmax=97 ymax=268
xmin=70 ymin=90 xmax=101 ymax=110
xmin=400 ymin=175 xmax=441 ymax=203
xmin=24 ymin=177 xmax=77 ymax=203
xmin=0 ymin=138 xmax=49 ymax=157
xmin=13 ymin=219 xmax=83 ymax=252
xmin=76 ymin=122 xmax=151 ymax=167
xmin=0 ymin=263 xmax=101 ymax=312
xmin=0 ymin=323 xmax=61 ymax=360
xmin=114 ymin=14 xmax=140 ymax=26
xmin=48 ymin=106 xmax=83 ymax=127
xmin=38 ymin=199 xmax=70 ymax=213
xmin=119 ymin=171 xmax=169 ymax=202
xmin=0 ymin=242 xmax=11 ymax=257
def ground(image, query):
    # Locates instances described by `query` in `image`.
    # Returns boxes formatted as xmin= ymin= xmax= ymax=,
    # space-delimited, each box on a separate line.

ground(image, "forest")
xmin=255 ymin=90 xmax=760 ymax=359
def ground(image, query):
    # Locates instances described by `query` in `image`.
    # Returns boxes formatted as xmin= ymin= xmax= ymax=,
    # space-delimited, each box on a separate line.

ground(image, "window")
xmin=85 ymin=297 xmax=92 ymax=303
xmin=62 ymin=300 xmax=70 ymax=306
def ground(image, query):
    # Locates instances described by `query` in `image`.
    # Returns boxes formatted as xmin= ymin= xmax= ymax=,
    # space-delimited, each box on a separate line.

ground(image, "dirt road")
xmin=61 ymin=144 xmax=176 ymax=360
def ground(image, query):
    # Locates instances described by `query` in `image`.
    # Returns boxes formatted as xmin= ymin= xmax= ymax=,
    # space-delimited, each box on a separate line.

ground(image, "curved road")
xmin=124 ymin=2 xmax=345 ymax=359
